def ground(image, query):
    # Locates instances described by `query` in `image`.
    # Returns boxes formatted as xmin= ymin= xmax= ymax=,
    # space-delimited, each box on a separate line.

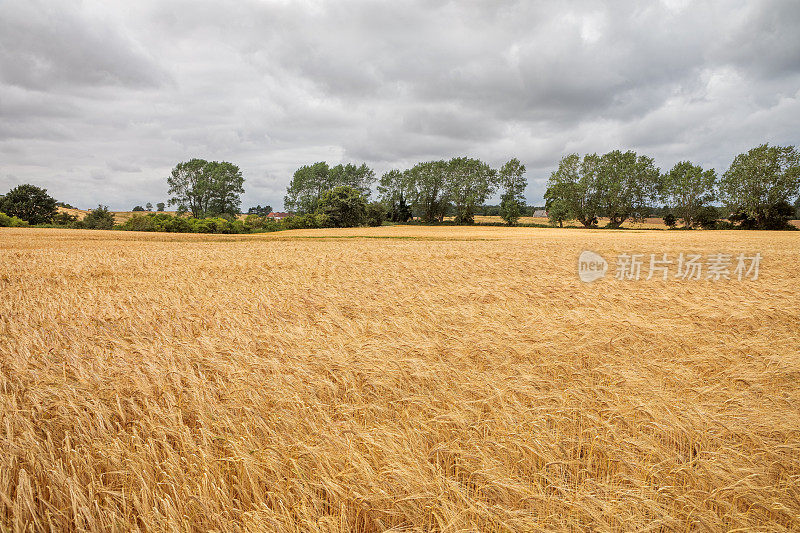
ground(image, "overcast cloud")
xmin=1 ymin=0 xmax=799 ymax=210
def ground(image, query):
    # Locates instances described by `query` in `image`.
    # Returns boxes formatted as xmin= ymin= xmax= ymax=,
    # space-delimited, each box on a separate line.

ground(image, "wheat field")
xmin=1 ymin=226 xmax=799 ymax=531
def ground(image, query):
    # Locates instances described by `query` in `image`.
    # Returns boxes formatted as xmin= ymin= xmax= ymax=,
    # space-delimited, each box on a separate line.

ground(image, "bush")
xmin=81 ymin=205 xmax=116 ymax=230
xmin=52 ymin=212 xmax=78 ymax=226
xmin=120 ymin=214 xmax=156 ymax=232
xmin=366 ymin=202 xmax=387 ymax=227
xmin=663 ymin=213 xmax=677 ymax=228
xmin=0 ymin=212 xmax=29 ymax=227
xmin=317 ymin=186 xmax=367 ymax=227
xmin=695 ymin=206 xmax=719 ymax=229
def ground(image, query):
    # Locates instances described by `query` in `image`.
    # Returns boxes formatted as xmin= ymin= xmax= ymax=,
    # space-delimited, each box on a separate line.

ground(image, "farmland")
xmin=1 ymin=226 xmax=799 ymax=531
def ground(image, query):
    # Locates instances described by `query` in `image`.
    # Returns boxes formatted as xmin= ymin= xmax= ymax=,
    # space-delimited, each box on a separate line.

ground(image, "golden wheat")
xmin=1 ymin=226 xmax=799 ymax=531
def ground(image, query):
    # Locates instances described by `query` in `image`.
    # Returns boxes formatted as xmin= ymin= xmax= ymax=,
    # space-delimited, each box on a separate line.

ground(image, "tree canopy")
xmin=0 ymin=184 xmax=57 ymax=225
xmin=719 ymin=144 xmax=800 ymax=227
xmin=167 ymin=159 xmax=245 ymax=218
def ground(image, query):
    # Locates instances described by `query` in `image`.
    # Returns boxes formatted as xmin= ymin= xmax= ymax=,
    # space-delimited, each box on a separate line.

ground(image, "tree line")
xmin=545 ymin=143 xmax=800 ymax=230
xmin=1 ymin=143 xmax=798 ymax=232
xmin=285 ymin=157 xmax=528 ymax=226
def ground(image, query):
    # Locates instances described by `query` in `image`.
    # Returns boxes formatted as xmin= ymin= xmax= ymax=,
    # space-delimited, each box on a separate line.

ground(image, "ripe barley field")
xmin=1 ymin=226 xmax=799 ymax=531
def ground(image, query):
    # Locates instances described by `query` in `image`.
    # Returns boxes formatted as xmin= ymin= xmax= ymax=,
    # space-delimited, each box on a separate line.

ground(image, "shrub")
xmin=0 ymin=212 xmax=29 ymax=227
xmin=317 ymin=186 xmax=367 ymax=227
xmin=51 ymin=212 xmax=79 ymax=226
xmin=695 ymin=206 xmax=719 ymax=229
xmin=82 ymin=205 xmax=116 ymax=230
xmin=121 ymin=214 xmax=156 ymax=232
xmin=366 ymin=202 xmax=387 ymax=227
xmin=663 ymin=213 xmax=677 ymax=228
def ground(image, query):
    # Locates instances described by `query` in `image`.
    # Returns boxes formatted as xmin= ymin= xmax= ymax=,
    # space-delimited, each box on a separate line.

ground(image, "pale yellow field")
xmin=1 ymin=226 xmax=799 ymax=531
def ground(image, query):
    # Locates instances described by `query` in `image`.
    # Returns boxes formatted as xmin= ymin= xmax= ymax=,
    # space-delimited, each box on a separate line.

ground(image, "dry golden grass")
xmin=1 ymin=226 xmax=799 ymax=531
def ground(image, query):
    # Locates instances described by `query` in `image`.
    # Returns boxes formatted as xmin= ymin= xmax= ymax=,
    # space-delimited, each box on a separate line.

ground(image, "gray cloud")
xmin=1 ymin=0 xmax=799 ymax=210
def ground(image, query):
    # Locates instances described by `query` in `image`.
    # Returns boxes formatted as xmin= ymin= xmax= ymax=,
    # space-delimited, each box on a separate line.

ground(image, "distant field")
xmin=1 ymin=226 xmax=799 ymax=531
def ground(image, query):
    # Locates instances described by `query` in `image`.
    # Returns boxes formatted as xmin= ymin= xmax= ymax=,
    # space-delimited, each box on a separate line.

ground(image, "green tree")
xmin=365 ymin=202 xmax=387 ymax=227
xmin=661 ymin=161 xmax=717 ymax=228
xmin=544 ymin=153 xmax=602 ymax=227
xmin=599 ymin=150 xmax=660 ymax=228
xmin=132 ymin=205 xmax=145 ymax=211
xmin=167 ymin=159 xmax=244 ymax=218
xmin=719 ymin=144 xmax=800 ymax=227
xmin=82 ymin=205 xmax=115 ymax=230
xmin=405 ymin=160 xmax=450 ymax=222
xmin=546 ymin=198 xmax=570 ymax=227
xmin=795 ymin=196 xmax=800 ymax=219
xmin=329 ymin=163 xmax=376 ymax=197
xmin=285 ymin=162 xmax=328 ymax=214
xmin=498 ymin=158 xmax=527 ymax=226
xmin=0 ymin=184 xmax=57 ymax=224
xmin=145 ymin=202 xmax=153 ymax=211
xmin=378 ymin=169 xmax=414 ymax=222
xmin=285 ymin=162 xmax=375 ymax=214
xmin=445 ymin=157 xmax=498 ymax=224
xmin=156 ymin=202 xmax=166 ymax=212
xmin=316 ymin=186 xmax=368 ymax=227
xmin=207 ymin=161 xmax=245 ymax=216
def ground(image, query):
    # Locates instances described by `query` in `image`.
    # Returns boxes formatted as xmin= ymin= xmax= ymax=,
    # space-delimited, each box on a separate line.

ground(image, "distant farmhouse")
xmin=532 ymin=209 xmax=548 ymax=218
xmin=267 ymin=212 xmax=290 ymax=220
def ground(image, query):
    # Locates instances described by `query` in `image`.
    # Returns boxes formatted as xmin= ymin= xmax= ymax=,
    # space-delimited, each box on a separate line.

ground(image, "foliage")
xmin=167 ymin=159 xmax=245 ymax=218
xmin=695 ymin=206 xmax=719 ymax=229
xmin=498 ymin=158 xmax=527 ymax=226
xmin=719 ymin=144 xmax=800 ymax=228
xmin=0 ymin=184 xmax=58 ymax=225
xmin=0 ymin=212 xmax=29 ymax=227
xmin=156 ymin=202 xmax=166 ymax=212
xmin=145 ymin=202 xmax=153 ymax=211
xmin=366 ymin=202 xmax=387 ymax=227
xmin=317 ymin=186 xmax=368 ymax=228
xmin=132 ymin=205 xmax=145 ymax=211
xmin=285 ymin=162 xmax=375 ymax=214
xmin=445 ymin=157 xmax=498 ymax=224
xmin=247 ymin=205 xmax=273 ymax=216
xmin=52 ymin=212 xmax=78 ymax=226
xmin=663 ymin=213 xmax=677 ymax=228
xmin=661 ymin=161 xmax=717 ymax=228
xmin=544 ymin=153 xmax=602 ymax=227
xmin=405 ymin=161 xmax=450 ymax=223
xmin=546 ymin=199 xmax=570 ymax=227
xmin=730 ymin=201 xmax=796 ymax=230
xmin=80 ymin=205 xmax=116 ymax=230
xmin=378 ymin=170 xmax=413 ymax=222
xmin=599 ymin=150 xmax=660 ymax=228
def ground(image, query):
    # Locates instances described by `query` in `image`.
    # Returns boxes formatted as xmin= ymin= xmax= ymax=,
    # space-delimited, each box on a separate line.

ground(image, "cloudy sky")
xmin=1 ymin=0 xmax=799 ymax=210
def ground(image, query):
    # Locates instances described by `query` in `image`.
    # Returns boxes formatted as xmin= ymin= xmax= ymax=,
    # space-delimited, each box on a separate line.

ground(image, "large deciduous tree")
xmin=285 ymin=162 xmax=375 ymax=214
xmin=599 ymin=150 xmax=660 ymax=228
xmin=316 ymin=186 xmax=367 ymax=227
xmin=167 ymin=159 xmax=244 ymax=218
xmin=406 ymin=160 xmax=450 ymax=223
xmin=719 ymin=144 xmax=800 ymax=227
xmin=498 ymin=158 xmax=527 ymax=226
xmin=445 ymin=157 xmax=498 ymax=224
xmin=544 ymin=153 xmax=603 ymax=227
xmin=661 ymin=161 xmax=717 ymax=228
xmin=378 ymin=169 xmax=413 ymax=222
xmin=0 ymin=184 xmax=57 ymax=225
